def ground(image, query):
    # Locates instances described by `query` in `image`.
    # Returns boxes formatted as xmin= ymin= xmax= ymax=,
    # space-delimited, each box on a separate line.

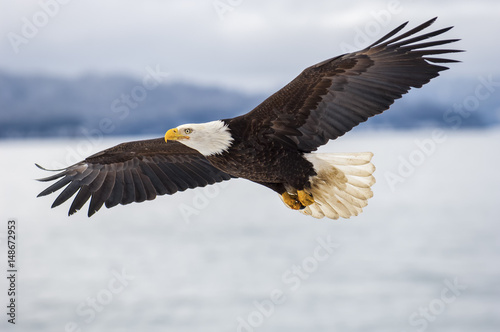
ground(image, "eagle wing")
xmin=241 ymin=17 xmax=462 ymax=151
xmin=37 ymin=138 xmax=234 ymax=216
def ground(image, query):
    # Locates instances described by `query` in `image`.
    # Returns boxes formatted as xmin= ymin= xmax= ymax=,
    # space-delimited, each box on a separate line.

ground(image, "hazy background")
xmin=1 ymin=0 xmax=499 ymax=92
xmin=1 ymin=0 xmax=499 ymax=331
xmin=1 ymin=0 xmax=499 ymax=139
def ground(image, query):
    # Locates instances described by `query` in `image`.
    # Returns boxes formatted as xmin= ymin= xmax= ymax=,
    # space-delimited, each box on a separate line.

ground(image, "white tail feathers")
xmin=299 ymin=152 xmax=376 ymax=219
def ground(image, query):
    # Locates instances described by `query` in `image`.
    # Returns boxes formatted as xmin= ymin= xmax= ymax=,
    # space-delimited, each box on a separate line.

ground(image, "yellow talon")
xmin=281 ymin=192 xmax=302 ymax=210
xmin=297 ymin=189 xmax=315 ymax=206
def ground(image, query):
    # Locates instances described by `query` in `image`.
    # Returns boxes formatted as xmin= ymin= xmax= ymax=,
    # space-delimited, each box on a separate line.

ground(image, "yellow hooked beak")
xmin=164 ymin=128 xmax=189 ymax=142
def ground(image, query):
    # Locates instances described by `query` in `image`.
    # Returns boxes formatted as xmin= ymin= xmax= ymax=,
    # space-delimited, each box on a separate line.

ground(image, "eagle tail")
xmin=302 ymin=152 xmax=376 ymax=219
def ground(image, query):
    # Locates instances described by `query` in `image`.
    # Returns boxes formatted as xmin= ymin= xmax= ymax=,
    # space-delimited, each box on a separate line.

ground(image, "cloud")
xmin=1 ymin=0 xmax=499 ymax=93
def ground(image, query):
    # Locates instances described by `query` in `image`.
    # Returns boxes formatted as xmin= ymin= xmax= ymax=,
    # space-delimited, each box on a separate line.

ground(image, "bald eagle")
xmin=37 ymin=18 xmax=461 ymax=219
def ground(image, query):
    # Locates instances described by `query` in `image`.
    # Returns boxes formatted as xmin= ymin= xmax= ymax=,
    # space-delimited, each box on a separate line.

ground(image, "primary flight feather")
xmin=37 ymin=18 xmax=462 ymax=218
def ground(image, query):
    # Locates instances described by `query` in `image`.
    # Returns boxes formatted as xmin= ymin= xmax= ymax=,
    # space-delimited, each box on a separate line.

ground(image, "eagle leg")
xmin=297 ymin=190 xmax=315 ymax=207
xmin=281 ymin=192 xmax=304 ymax=210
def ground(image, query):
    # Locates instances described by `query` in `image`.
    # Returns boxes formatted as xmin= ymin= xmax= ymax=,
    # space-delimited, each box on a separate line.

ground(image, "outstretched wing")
xmin=240 ymin=17 xmax=462 ymax=151
xmin=37 ymin=138 xmax=234 ymax=217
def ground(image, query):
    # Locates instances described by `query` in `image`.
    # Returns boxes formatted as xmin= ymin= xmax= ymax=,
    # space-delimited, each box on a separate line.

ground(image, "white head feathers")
xmin=175 ymin=120 xmax=233 ymax=156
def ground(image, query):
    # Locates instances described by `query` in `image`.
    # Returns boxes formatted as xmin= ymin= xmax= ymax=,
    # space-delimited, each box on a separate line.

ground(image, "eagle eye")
xmin=184 ymin=128 xmax=192 ymax=134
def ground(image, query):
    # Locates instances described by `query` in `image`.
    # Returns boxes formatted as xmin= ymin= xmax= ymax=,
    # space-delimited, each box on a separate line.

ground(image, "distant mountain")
xmin=0 ymin=71 xmax=498 ymax=139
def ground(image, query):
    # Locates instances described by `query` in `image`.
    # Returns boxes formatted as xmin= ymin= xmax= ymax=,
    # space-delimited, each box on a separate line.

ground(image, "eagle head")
xmin=164 ymin=120 xmax=233 ymax=156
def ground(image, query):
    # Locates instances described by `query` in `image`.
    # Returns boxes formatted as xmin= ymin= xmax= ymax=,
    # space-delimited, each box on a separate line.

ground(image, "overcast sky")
xmin=1 ymin=0 xmax=498 ymax=93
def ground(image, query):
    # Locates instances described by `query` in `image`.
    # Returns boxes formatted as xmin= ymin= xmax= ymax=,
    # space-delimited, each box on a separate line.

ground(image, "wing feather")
xmin=69 ymin=186 xmax=92 ymax=216
xmin=89 ymin=170 xmax=116 ymax=217
xmin=105 ymin=170 xmax=124 ymax=208
xmin=120 ymin=168 xmax=136 ymax=205
xmin=37 ymin=138 xmax=235 ymax=216
xmin=240 ymin=18 xmax=462 ymax=152
xmin=138 ymin=162 xmax=168 ymax=195
xmin=146 ymin=162 xmax=179 ymax=194
xmin=52 ymin=181 xmax=82 ymax=208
